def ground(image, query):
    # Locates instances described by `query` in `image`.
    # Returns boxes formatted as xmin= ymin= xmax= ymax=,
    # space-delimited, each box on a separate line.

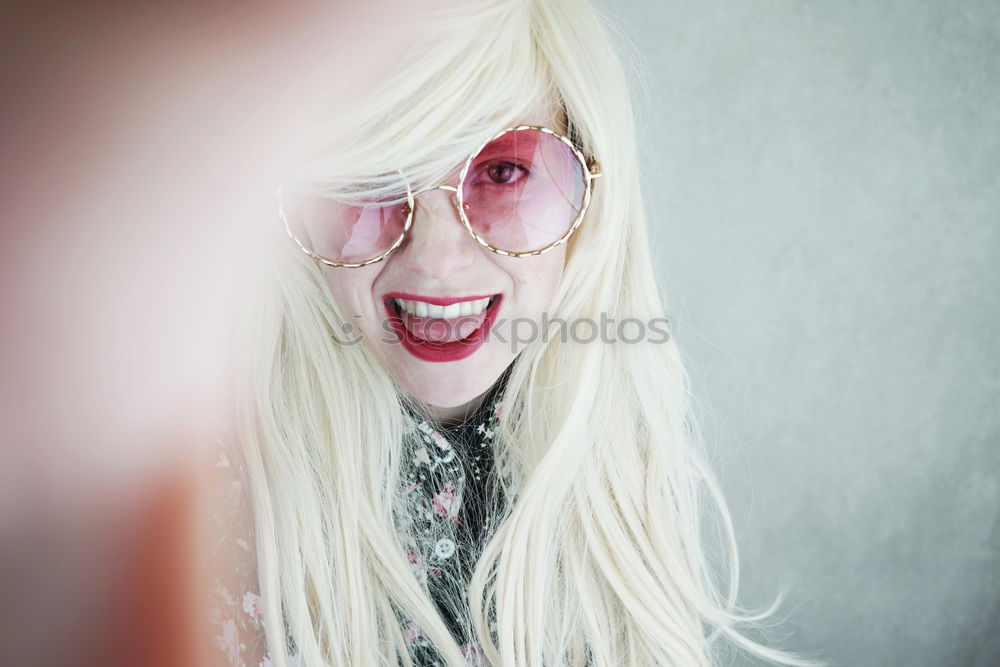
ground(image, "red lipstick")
xmin=382 ymin=292 xmax=503 ymax=363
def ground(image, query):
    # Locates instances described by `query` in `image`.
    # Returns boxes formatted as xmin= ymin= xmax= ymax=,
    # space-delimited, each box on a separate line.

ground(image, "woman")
xmin=209 ymin=0 xmax=813 ymax=665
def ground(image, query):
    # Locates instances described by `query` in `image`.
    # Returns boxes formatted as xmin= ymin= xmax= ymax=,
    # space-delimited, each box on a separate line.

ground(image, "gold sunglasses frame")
xmin=280 ymin=124 xmax=603 ymax=268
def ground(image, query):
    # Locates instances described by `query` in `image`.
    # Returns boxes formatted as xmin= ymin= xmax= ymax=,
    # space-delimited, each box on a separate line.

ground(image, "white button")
xmin=435 ymin=538 xmax=456 ymax=559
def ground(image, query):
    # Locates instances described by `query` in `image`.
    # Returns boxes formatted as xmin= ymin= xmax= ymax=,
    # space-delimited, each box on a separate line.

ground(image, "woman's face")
xmin=322 ymin=109 xmax=567 ymax=424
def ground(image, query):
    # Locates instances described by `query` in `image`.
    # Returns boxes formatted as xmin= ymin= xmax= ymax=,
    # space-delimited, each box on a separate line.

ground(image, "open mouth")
xmin=382 ymin=293 xmax=503 ymax=363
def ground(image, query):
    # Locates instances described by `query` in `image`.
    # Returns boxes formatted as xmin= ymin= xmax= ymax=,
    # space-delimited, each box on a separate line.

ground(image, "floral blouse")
xmin=208 ymin=380 xmax=508 ymax=667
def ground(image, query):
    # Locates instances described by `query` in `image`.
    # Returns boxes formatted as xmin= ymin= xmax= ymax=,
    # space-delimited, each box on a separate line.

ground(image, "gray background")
xmin=597 ymin=1 xmax=1000 ymax=666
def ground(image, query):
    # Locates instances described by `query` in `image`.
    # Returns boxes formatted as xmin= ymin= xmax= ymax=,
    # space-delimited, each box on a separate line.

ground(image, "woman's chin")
xmin=386 ymin=357 xmax=506 ymax=420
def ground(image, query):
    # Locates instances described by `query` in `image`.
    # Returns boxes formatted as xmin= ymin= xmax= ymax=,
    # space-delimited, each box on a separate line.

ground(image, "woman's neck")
xmin=425 ymin=392 xmax=488 ymax=430
xmin=412 ymin=364 xmax=511 ymax=430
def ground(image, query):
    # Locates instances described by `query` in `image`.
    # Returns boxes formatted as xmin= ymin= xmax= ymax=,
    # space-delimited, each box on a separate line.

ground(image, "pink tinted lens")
xmin=461 ymin=128 xmax=586 ymax=253
xmin=285 ymin=191 xmax=408 ymax=264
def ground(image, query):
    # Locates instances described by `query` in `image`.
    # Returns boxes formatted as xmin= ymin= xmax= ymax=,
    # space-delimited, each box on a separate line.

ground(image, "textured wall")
xmin=598 ymin=2 xmax=1000 ymax=665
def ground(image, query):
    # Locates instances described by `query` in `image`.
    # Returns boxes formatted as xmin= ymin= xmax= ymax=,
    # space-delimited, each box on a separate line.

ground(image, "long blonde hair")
xmin=234 ymin=0 xmax=813 ymax=664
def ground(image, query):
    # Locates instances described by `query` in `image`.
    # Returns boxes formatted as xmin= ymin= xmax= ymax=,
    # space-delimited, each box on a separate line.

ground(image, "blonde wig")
xmin=233 ymin=0 xmax=815 ymax=665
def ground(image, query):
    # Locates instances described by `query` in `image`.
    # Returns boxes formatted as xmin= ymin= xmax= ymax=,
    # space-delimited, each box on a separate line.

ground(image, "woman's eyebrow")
xmin=470 ymin=131 xmax=542 ymax=161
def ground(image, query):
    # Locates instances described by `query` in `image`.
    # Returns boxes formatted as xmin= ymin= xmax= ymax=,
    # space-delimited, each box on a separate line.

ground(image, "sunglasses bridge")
xmin=406 ymin=183 xmax=469 ymax=219
xmin=413 ymin=184 xmax=458 ymax=196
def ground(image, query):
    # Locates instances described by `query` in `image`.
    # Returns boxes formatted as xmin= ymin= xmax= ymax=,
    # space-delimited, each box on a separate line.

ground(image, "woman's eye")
xmin=484 ymin=161 xmax=527 ymax=184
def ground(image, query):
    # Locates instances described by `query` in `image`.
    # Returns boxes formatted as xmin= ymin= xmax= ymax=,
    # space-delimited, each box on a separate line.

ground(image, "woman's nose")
xmin=393 ymin=186 xmax=477 ymax=278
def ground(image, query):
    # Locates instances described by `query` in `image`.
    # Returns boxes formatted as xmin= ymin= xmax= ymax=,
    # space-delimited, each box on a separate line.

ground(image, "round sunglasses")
xmin=280 ymin=125 xmax=602 ymax=268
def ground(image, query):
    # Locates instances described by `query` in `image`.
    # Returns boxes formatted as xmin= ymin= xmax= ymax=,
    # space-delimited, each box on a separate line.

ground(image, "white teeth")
xmin=393 ymin=296 xmax=493 ymax=319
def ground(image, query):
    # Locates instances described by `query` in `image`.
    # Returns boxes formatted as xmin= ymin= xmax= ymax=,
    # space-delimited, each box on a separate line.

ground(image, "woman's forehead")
xmin=457 ymin=101 xmax=567 ymax=162
xmin=404 ymin=101 xmax=566 ymax=185
xmin=297 ymin=95 xmax=568 ymax=188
